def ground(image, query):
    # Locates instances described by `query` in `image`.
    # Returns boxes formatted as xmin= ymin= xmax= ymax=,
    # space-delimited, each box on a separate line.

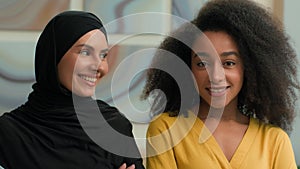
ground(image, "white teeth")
xmin=210 ymin=88 xmax=226 ymax=93
xmin=80 ymin=75 xmax=97 ymax=83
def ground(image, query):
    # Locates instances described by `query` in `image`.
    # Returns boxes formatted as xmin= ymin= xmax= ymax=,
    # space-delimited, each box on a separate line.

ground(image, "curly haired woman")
xmin=142 ymin=0 xmax=299 ymax=168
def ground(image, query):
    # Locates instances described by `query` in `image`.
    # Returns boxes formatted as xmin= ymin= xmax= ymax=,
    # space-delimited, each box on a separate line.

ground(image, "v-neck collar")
xmin=193 ymin=117 xmax=259 ymax=168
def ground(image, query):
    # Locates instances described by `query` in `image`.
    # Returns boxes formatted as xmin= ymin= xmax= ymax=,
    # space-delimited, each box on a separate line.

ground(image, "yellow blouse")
xmin=147 ymin=113 xmax=297 ymax=169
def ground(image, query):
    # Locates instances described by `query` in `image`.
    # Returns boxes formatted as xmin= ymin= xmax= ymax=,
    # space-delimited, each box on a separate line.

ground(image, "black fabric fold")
xmin=0 ymin=11 xmax=144 ymax=169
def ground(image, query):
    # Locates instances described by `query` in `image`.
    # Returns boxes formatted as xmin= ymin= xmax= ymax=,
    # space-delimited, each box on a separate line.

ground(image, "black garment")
xmin=0 ymin=11 xmax=144 ymax=169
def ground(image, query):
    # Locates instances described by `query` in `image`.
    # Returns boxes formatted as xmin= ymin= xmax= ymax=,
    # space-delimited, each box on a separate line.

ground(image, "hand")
xmin=118 ymin=163 xmax=135 ymax=169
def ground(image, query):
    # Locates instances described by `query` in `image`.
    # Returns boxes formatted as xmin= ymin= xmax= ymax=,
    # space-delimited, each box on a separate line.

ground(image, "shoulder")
xmin=251 ymin=117 xmax=290 ymax=142
xmin=0 ymin=113 xmax=20 ymax=144
xmin=0 ymin=114 xmax=7 ymax=134
xmin=96 ymin=100 xmax=127 ymax=121
xmin=147 ymin=112 xmax=194 ymax=139
xmin=0 ymin=113 xmax=14 ymax=131
xmin=251 ymin=118 xmax=296 ymax=167
xmin=150 ymin=113 xmax=177 ymax=124
xmin=147 ymin=113 xmax=176 ymax=133
xmin=96 ymin=100 xmax=133 ymax=136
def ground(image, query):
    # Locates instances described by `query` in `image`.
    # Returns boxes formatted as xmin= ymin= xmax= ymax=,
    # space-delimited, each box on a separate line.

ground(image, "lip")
xmin=206 ymin=86 xmax=230 ymax=97
xmin=78 ymin=74 xmax=100 ymax=87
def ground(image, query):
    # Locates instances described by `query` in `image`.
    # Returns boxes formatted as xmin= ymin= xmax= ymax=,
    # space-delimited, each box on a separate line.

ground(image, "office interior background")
xmin=0 ymin=0 xmax=299 ymax=166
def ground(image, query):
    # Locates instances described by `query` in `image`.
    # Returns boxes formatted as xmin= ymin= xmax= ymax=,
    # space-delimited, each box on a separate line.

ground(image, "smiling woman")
xmin=58 ymin=29 xmax=109 ymax=97
xmin=142 ymin=0 xmax=299 ymax=168
xmin=0 ymin=11 xmax=144 ymax=169
xmin=191 ymin=31 xmax=244 ymax=111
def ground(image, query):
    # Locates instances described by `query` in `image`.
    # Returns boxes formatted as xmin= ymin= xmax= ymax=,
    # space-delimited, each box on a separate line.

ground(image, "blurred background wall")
xmin=284 ymin=0 xmax=300 ymax=165
xmin=0 ymin=0 xmax=299 ymax=165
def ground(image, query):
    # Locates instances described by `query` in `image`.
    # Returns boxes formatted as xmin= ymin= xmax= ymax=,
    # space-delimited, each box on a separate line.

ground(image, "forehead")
xmin=192 ymin=31 xmax=238 ymax=53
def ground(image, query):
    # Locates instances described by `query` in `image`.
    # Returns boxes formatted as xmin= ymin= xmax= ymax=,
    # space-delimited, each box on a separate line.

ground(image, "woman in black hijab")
xmin=0 ymin=11 xmax=144 ymax=169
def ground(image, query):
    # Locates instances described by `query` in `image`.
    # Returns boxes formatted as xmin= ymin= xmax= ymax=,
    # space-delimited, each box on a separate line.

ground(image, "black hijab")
xmin=0 ymin=11 xmax=144 ymax=169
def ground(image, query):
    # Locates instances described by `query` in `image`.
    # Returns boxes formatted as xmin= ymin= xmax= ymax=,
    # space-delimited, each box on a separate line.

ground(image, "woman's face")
xmin=191 ymin=31 xmax=244 ymax=108
xmin=58 ymin=29 xmax=108 ymax=97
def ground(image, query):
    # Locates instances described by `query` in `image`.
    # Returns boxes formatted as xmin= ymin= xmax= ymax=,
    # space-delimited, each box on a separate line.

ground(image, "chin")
xmin=208 ymin=101 xmax=228 ymax=109
xmin=73 ymin=89 xmax=95 ymax=97
xmin=200 ymin=97 xmax=227 ymax=108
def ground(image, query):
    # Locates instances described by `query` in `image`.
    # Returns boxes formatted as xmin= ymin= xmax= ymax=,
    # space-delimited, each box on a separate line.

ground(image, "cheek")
xmin=102 ymin=61 xmax=109 ymax=75
xmin=237 ymin=68 xmax=244 ymax=82
xmin=69 ymin=60 xmax=80 ymax=77
xmin=58 ymin=62 xmax=76 ymax=88
xmin=228 ymin=69 xmax=244 ymax=87
xmin=192 ymin=70 xmax=208 ymax=90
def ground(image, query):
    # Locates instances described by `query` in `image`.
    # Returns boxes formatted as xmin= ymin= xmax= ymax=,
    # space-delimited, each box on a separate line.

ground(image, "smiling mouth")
xmin=206 ymin=86 xmax=230 ymax=96
xmin=79 ymin=75 xmax=97 ymax=83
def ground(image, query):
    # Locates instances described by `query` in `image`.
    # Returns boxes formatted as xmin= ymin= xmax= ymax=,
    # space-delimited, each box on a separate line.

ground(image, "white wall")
xmin=284 ymin=0 xmax=300 ymax=165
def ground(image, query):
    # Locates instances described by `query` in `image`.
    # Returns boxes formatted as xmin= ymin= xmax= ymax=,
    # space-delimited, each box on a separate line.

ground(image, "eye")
xmin=79 ymin=50 xmax=90 ymax=56
xmin=223 ymin=61 xmax=236 ymax=67
xmin=99 ymin=52 xmax=108 ymax=59
xmin=196 ymin=61 xmax=208 ymax=68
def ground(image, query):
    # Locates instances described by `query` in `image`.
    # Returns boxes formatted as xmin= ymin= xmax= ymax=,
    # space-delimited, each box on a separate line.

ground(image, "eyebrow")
xmin=76 ymin=44 xmax=94 ymax=51
xmin=75 ymin=44 xmax=108 ymax=53
xmin=220 ymin=51 xmax=240 ymax=57
xmin=100 ymin=48 xmax=109 ymax=53
xmin=193 ymin=52 xmax=210 ymax=58
xmin=193 ymin=51 xmax=239 ymax=58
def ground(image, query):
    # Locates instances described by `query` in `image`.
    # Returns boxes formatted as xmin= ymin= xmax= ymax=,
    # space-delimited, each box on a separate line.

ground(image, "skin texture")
xmin=191 ymin=31 xmax=244 ymax=109
xmin=57 ymin=29 xmax=136 ymax=169
xmin=58 ymin=29 xmax=109 ymax=97
xmin=143 ymin=0 xmax=299 ymax=167
xmin=191 ymin=31 xmax=247 ymax=161
xmin=142 ymin=0 xmax=300 ymax=133
xmin=119 ymin=164 xmax=135 ymax=169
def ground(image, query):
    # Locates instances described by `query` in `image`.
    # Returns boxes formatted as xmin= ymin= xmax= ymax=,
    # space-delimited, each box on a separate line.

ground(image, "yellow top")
xmin=146 ymin=113 xmax=297 ymax=169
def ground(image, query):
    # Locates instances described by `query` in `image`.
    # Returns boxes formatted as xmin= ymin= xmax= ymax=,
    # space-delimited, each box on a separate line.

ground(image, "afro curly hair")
xmin=142 ymin=0 xmax=300 ymax=132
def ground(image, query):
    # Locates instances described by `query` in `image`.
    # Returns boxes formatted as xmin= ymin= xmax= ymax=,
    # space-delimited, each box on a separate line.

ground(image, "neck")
xmin=197 ymin=99 xmax=248 ymax=123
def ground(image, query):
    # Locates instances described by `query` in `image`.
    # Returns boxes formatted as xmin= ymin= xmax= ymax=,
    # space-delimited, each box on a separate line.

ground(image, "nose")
xmin=91 ymin=55 xmax=104 ymax=73
xmin=209 ymin=63 xmax=225 ymax=84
